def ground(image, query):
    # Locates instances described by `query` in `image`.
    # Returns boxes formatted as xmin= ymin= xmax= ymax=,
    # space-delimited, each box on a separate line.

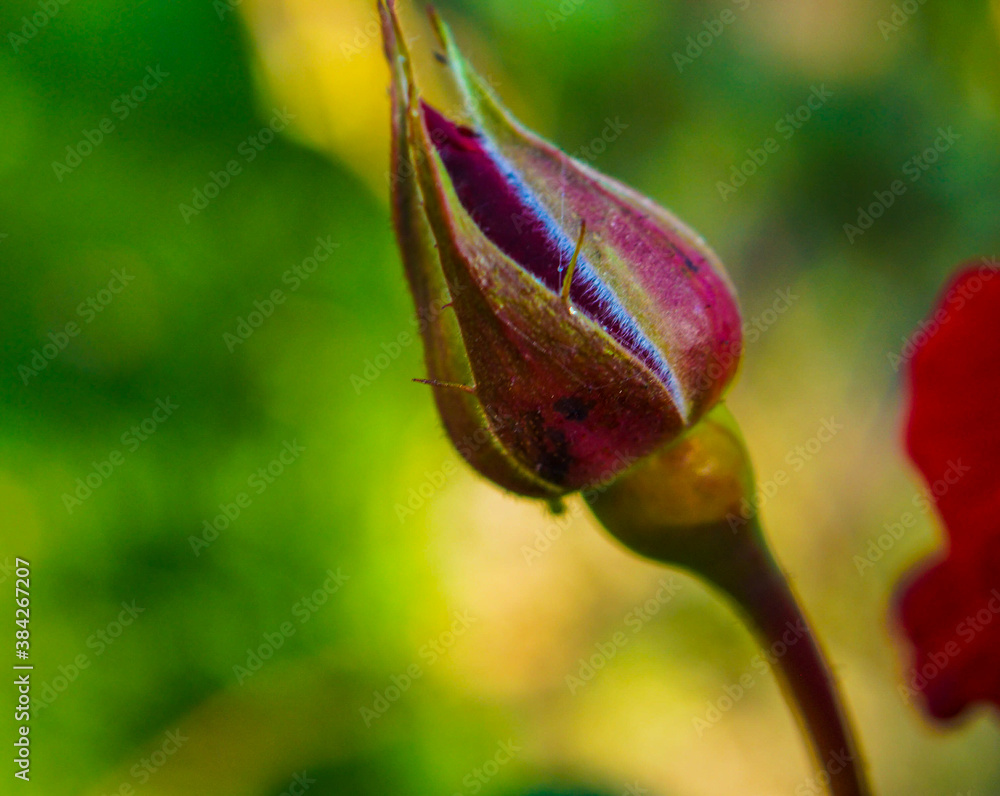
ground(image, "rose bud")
xmin=379 ymin=1 xmax=741 ymax=498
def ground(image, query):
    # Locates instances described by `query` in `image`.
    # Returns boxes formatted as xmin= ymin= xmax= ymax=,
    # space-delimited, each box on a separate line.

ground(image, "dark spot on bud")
xmin=517 ymin=410 xmax=573 ymax=485
xmin=539 ymin=426 xmax=571 ymax=484
xmin=553 ymin=396 xmax=593 ymax=422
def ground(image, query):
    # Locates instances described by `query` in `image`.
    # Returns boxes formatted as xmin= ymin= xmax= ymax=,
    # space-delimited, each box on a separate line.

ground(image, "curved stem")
xmin=700 ymin=521 xmax=870 ymax=796
xmin=586 ymin=405 xmax=872 ymax=795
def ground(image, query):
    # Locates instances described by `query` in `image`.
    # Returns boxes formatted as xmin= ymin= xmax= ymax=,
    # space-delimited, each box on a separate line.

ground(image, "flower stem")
xmin=586 ymin=406 xmax=872 ymax=795
xmin=696 ymin=519 xmax=871 ymax=796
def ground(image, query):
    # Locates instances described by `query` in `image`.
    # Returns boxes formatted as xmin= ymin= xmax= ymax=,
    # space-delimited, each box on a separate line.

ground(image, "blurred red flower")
xmin=896 ymin=258 xmax=1000 ymax=720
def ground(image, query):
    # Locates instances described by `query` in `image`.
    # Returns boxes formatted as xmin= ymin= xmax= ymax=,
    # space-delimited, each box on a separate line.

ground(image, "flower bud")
xmin=380 ymin=1 xmax=741 ymax=497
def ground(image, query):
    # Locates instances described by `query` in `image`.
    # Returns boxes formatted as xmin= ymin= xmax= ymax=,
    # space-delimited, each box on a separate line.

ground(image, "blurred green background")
xmin=2 ymin=0 xmax=999 ymax=794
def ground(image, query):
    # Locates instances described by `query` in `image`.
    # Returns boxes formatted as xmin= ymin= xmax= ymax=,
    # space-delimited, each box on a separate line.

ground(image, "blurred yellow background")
xmin=1 ymin=0 xmax=999 ymax=794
